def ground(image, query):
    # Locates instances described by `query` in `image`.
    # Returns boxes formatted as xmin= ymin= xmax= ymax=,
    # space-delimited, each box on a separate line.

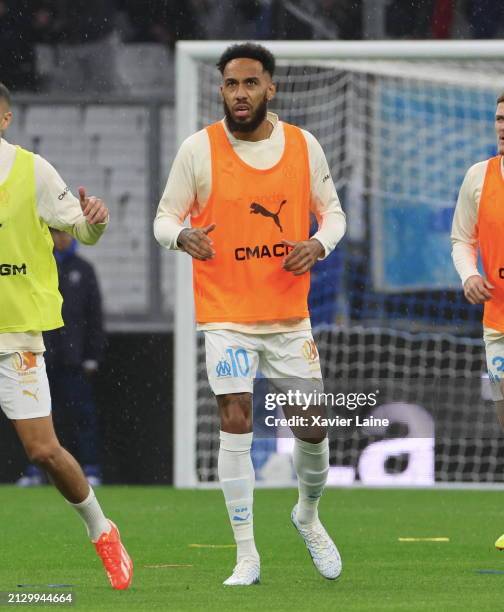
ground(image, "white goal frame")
xmin=174 ymin=40 xmax=504 ymax=488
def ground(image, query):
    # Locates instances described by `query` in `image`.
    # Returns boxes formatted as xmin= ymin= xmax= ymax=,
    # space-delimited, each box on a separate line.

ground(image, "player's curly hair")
xmin=217 ymin=43 xmax=275 ymax=77
xmin=498 ymin=92 xmax=504 ymax=105
xmin=0 ymin=82 xmax=11 ymax=106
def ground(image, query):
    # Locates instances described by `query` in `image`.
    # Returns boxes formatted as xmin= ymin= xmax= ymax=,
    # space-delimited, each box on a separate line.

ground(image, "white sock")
xmin=293 ymin=437 xmax=329 ymax=525
xmin=218 ymin=431 xmax=259 ymax=563
xmin=68 ymin=487 xmax=111 ymax=541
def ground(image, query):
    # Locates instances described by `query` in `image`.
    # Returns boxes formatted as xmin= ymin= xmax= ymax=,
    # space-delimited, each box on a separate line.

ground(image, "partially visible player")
xmin=0 ymin=82 xmax=133 ymax=589
xmin=155 ymin=43 xmax=346 ymax=586
xmin=452 ymin=91 xmax=504 ymax=551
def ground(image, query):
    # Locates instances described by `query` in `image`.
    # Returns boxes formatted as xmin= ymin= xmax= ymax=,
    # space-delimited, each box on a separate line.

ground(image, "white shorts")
xmin=484 ymin=328 xmax=504 ymax=402
xmin=205 ymin=329 xmax=322 ymax=395
xmin=0 ymin=352 xmax=52 ymax=420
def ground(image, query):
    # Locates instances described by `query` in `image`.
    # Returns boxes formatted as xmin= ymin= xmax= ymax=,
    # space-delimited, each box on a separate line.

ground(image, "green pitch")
xmin=1 ymin=486 xmax=504 ymax=611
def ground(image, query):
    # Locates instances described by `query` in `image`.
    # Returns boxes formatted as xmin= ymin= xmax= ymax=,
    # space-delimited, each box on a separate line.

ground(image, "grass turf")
xmin=1 ymin=486 xmax=504 ymax=611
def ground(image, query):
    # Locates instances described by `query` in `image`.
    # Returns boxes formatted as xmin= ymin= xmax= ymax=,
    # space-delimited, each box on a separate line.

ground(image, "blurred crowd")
xmin=1 ymin=0 xmax=503 ymax=91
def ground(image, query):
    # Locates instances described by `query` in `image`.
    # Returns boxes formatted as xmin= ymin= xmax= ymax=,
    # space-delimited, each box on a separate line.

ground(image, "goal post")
xmin=174 ymin=40 xmax=504 ymax=489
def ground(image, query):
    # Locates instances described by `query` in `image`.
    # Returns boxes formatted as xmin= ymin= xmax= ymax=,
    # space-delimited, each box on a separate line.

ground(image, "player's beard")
xmin=224 ymin=95 xmax=268 ymax=134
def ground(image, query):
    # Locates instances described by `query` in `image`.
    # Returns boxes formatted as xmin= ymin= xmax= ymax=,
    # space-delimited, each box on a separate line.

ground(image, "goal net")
xmin=174 ymin=41 xmax=504 ymax=487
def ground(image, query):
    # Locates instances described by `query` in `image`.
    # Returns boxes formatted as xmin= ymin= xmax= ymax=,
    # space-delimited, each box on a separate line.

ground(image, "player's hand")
xmin=79 ymin=187 xmax=109 ymax=225
xmin=282 ymin=238 xmax=325 ymax=276
xmin=463 ymin=275 xmax=494 ymax=304
xmin=177 ymin=223 xmax=216 ymax=260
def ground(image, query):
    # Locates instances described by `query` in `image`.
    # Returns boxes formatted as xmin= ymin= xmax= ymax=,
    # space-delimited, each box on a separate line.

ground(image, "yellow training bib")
xmin=0 ymin=147 xmax=63 ymax=332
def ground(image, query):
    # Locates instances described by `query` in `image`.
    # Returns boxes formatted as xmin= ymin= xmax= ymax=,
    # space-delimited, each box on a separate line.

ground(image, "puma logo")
xmin=250 ymin=200 xmax=287 ymax=232
xmin=22 ymin=389 xmax=39 ymax=402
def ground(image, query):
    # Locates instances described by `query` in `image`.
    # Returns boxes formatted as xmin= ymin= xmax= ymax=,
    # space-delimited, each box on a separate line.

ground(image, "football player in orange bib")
xmin=155 ymin=44 xmax=346 ymax=586
xmin=452 ymin=92 xmax=504 ymax=552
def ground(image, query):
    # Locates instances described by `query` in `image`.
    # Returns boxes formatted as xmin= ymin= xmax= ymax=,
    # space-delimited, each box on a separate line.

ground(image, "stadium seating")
xmin=8 ymin=102 xmax=176 ymax=323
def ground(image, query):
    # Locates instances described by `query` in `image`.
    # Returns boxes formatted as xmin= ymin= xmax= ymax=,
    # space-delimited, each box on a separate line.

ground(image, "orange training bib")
xmin=191 ymin=121 xmax=311 ymax=323
xmin=478 ymin=155 xmax=504 ymax=332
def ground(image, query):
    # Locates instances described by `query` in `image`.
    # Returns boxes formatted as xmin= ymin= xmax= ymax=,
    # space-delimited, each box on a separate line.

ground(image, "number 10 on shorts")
xmin=225 ymin=348 xmax=250 ymax=377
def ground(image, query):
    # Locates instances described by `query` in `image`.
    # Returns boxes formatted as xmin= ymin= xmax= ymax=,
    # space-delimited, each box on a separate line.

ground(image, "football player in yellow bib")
xmin=0 ymin=82 xmax=132 ymax=589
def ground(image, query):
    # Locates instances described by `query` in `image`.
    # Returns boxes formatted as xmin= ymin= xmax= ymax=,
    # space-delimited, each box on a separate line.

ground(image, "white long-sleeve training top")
xmin=154 ymin=112 xmax=346 ymax=334
xmin=0 ymin=137 xmax=107 ymax=354
xmin=451 ymin=158 xmax=504 ymax=285
xmin=451 ymin=157 xmax=504 ymax=339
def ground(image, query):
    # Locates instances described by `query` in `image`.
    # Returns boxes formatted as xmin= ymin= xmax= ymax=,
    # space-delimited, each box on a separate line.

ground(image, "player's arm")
xmin=283 ymin=131 xmax=346 ymax=275
xmin=154 ymin=137 xmax=215 ymax=260
xmin=35 ymin=155 xmax=108 ymax=245
xmin=451 ymin=163 xmax=493 ymax=304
